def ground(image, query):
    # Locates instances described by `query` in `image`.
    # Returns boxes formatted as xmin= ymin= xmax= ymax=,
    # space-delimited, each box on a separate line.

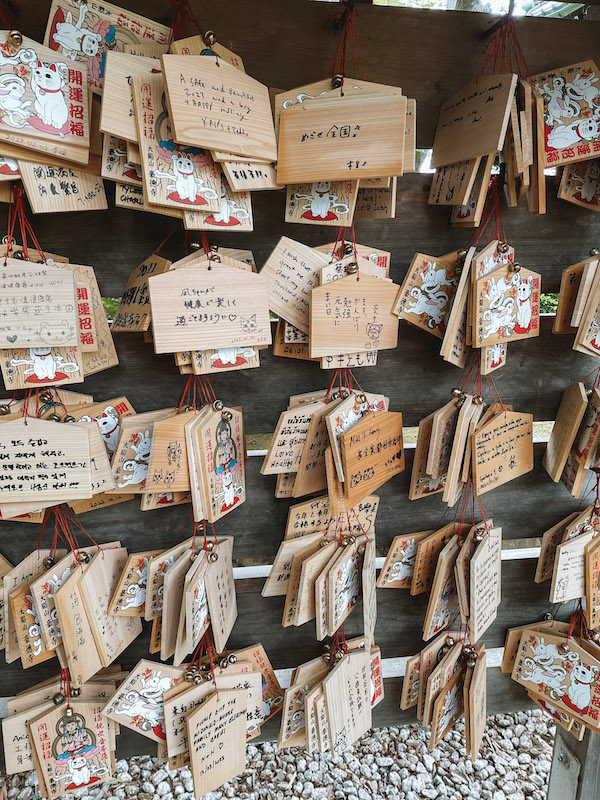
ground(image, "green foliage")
xmin=540 ymin=292 xmax=559 ymax=314
xmin=102 ymin=297 xmax=120 ymax=321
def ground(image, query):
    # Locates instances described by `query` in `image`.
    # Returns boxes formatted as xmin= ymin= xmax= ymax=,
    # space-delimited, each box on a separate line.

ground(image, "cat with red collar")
xmin=31 ymin=59 xmax=69 ymax=133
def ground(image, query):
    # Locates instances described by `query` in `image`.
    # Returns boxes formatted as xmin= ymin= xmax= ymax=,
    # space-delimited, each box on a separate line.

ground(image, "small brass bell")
xmin=0 ymin=404 xmax=10 ymax=415
xmin=445 ymin=635 xmax=455 ymax=647
xmin=457 ymin=248 xmax=468 ymax=262
xmin=474 ymin=531 xmax=484 ymax=543
xmin=343 ymin=243 xmax=353 ymax=256
xmin=228 ymin=653 xmax=237 ymax=664
xmin=474 ymin=395 xmax=484 ymax=406
xmin=190 ymin=241 xmax=201 ymax=250
xmin=189 ymin=550 xmax=198 ymax=562
xmin=323 ymin=652 xmax=332 ymax=663
xmin=48 ymin=412 xmax=62 ymax=422
xmin=332 ymin=74 xmax=344 ymax=89
xmin=7 ymin=30 xmax=23 ymax=49
xmin=209 ymin=253 xmax=221 ymax=262
xmin=221 ymin=410 xmax=232 ymax=421
xmin=466 ymin=657 xmax=477 ymax=669
xmin=204 ymin=29 xmax=217 ymax=45
xmin=193 ymin=674 xmax=203 ymax=685
xmin=320 ymin=539 xmax=330 ymax=548
xmin=590 ymin=248 xmax=600 ymax=257
xmin=357 ymin=544 xmax=366 ymax=555
xmin=13 ymin=250 xmax=25 ymax=260
xmin=544 ymin=612 xmax=553 ymax=621
xmin=185 ymin=671 xmax=195 ymax=681
xmin=212 ymin=399 xmax=224 ymax=411
xmin=40 ymin=391 xmax=53 ymax=403
xmin=70 ymin=687 xmax=81 ymax=697
xmin=77 ymin=551 xmax=91 ymax=564
xmin=355 ymin=393 xmax=366 ymax=404
xmin=201 ymin=663 xmax=212 ymax=674
xmin=44 ymin=556 xmax=55 ymax=568
xmin=205 ymin=540 xmax=215 ymax=551
xmin=592 ymin=631 xmax=600 ymax=645
xmin=559 ymin=642 xmax=570 ymax=654
xmin=508 ymin=262 xmax=521 ymax=273
xmin=451 ymin=387 xmax=462 ymax=398
xmin=53 ymin=693 xmax=64 ymax=705
xmin=333 ymin=650 xmax=344 ymax=662
xmin=208 ymin=551 xmax=219 ymax=563
xmin=345 ymin=262 xmax=358 ymax=275
xmin=63 ymin=415 xmax=75 ymax=423
xmin=497 ymin=242 xmax=509 ymax=254
xmin=456 ymin=399 xmax=465 ymax=409
xmin=219 ymin=657 xmax=228 ymax=669
xmin=209 ymin=242 xmax=219 ymax=252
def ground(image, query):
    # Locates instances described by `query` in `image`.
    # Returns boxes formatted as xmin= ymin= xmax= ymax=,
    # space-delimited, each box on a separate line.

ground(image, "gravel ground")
xmin=1 ymin=710 xmax=554 ymax=800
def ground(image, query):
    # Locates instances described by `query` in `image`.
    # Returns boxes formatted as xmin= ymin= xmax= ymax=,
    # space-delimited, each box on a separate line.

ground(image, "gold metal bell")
xmin=209 ymin=242 xmax=219 ymax=252
xmin=474 ymin=531 xmax=484 ymax=542
xmin=40 ymin=391 xmax=53 ymax=403
xmin=451 ymin=388 xmax=462 ymax=398
xmin=48 ymin=413 xmax=62 ymax=422
xmin=208 ymin=551 xmax=219 ymax=563
xmin=77 ymin=551 xmax=91 ymax=564
xmin=212 ymin=400 xmax=224 ymax=411
xmin=205 ymin=540 xmax=215 ymax=551
xmin=0 ymin=404 xmax=10 ymax=415
xmin=221 ymin=410 xmax=232 ymax=421
xmin=332 ymin=74 xmax=344 ymax=88
xmin=508 ymin=262 xmax=522 ymax=273
xmin=356 ymin=393 xmax=366 ymax=404
xmin=193 ymin=674 xmax=203 ymax=685
xmin=345 ymin=262 xmax=358 ymax=275
xmin=44 ymin=556 xmax=55 ymax=568
xmin=204 ymin=29 xmax=217 ymax=45
xmin=70 ymin=687 xmax=81 ymax=697
xmin=343 ymin=243 xmax=353 ymax=255
xmin=497 ymin=242 xmax=508 ymax=254
xmin=333 ymin=650 xmax=344 ymax=662
xmin=323 ymin=652 xmax=332 ymax=663
xmin=53 ymin=693 xmax=64 ymax=705
xmin=320 ymin=539 xmax=330 ymax=548
xmin=342 ymin=535 xmax=356 ymax=546
xmin=457 ymin=248 xmax=468 ymax=261
xmin=590 ymin=248 xmax=600 ymax=257
xmin=63 ymin=415 xmax=75 ymax=423
xmin=357 ymin=544 xmax=366 ymax=555
xmin=7 ymin=30 xmax=23 ymax=49
xmin=446 ymin=635 xmax=455 ymax=647
xmin=65 ymin=707 xmax=74 ymax=717
xmin=190 ymin=241 xmax=201 ymax=250
xmin=559 ymin=642 xmax=570 ymax=654
xmin=473 ymin=395 xmax=484 ymax=405
xmin=189 ymin=550 xmax=198 ymax=561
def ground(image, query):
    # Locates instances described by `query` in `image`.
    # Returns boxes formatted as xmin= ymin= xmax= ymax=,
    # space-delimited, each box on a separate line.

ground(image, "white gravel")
xmin=1 ymin=710 xmax=554 ymax=800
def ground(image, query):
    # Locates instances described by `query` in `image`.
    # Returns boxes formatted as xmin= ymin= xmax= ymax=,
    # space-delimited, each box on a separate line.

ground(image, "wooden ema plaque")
xmin=472 ymin=410 xmax=533 ymax=496
xmin=310 ymin=273 xmax=399 ymax=357
xmin=277 ymin=93 xmax=406 ymax=183
xmin=132 ymin=74 xmax=221 ymax=213
xmin=43 ymin=0 xmax=169 ymax=93
xmin=432 ymin=73 xmax=517 ymax=168
xmin=340 ymin=411 xmax=404 ymax=507
xmin=284 ymin=180 xmax=358 ymax=227
xmin=148 ymin=266 xmax=271 ymax=354
xmin=162 ymin=55 xmax=277 ymax=162
xmin=559 ymin=158 xmax=600 ymax=211
xmin=0 ymin=31 xmax=90 ymax=155
xmin=543 ymin=382 xmax=588 ymax=481
xmin=473 ymin=266 xmax=541 ymax=348
xmin=530 ymin=61 xmax=600 ymax=169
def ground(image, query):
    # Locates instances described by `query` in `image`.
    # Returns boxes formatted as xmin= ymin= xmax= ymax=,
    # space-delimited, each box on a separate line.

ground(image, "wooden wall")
xmin=1 ymin=0 xmax=600 ymax=755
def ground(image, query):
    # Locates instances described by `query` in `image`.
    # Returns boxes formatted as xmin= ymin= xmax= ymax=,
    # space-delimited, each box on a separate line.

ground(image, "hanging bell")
xmin=193 ymin=674 xmax=203 ymax=685
xmin=323 ymin=652 xmax=332 ymax=663
xmin=7 ymin=30 xmax=23 ymax=50
xmin=205 ymin=540 xmax=215 ymax=551
xmin=445 ymin=635 xmax=455 ymax=647
xmin=332 ymin=73 xmax=344 ymax=89
xmin=221 ymin=410 xmax=232 ymax=421
xmin=559 ymin=642 xmax=570 ymax=655
xmin=466 ymin=656 xmax=477 ymax=669
xmin=13 ymin=249 xmax=25 ymax=260
xmin=457 ymin=248 xmax=468 ymax=261
xmin=208 ymin=551 xmax=219 ymax=563
xmin=63 ymin=415 xmax=75 ymax=423
xmin=508 ymin=262 xmax=521 ymax=273
xmin=228 ymin=653 xmax=237 ymax=664
xmin=52 ymin=692 xmax=64 ymax=705
xmin=356 ymin=393 xmax=366 ymax=404
xmin=543 ymin=612 xmax=553 ymax=621
xmin=208 ymin=253 xmax=221 ymax=263
xmin=590 ymin=248 xmax=600 ymax=257
xmin=190 ymin=241 xmax=201 ymax=250
xmin=473 ymin=395 xmax=484 ymax=406
xmin=333 ymin=650 xmax=344 ymax=662
xmin=357 ymin=544 xmax=366 ymax=555
xmin=219 ymin=657 xmax=228 ymax=669
xmin=345 ymin=262 xmax=358 ymax=275
xmin=0 ymin=404 xmax=10 ymax=415
xmin=474 ymin=531 xmax=485 ymax=543
xmin=43 ymin=556 xmax=55 ymax=568
xmin=40 ymin=391 xmax=53 ymax=403
xmin=77 ymin=551 xmax=91 ymax=564
xmin=209 ymin=242 xmax=219 ymax=252
xmin=70 ymin=687 xmax=81 ymax=697
xmin=342 ymin=535 xmax=356 ymax=546
xmin=185 ymin=671 xmax=195 ymax=681
xmin=497 ymin=242 xmax=509 ymax=254
xmin=591 ymin=631 xmax=600 ymax=645
xmin=319 ymin=539 xmax=330 ymax=548
xmin=212 ymin=400 xmax=224 ymax=411
xmin=48 ymin=412 xmax=62 ymax=422
xmin=189 ymin=550 xmax=198 ymax=562
xmin=343 ymin=243 xmax=353 ymax=256
xmin=204 ymin=29 xmax=217 ymax=45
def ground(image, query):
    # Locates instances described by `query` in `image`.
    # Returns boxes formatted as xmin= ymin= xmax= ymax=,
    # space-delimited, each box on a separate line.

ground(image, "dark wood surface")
xmin=0 ymin=0 xmax=600 ymax=756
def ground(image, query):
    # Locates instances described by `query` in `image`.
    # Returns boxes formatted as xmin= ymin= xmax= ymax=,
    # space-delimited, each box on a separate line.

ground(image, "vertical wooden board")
xmin=278 ymin=94 xmax=406 ymax=183
xmin=404 ymin=98 xmax=416 ymax=173
xmin=284 ymin=180 xmax=358 ymax=226
xmin=473 ymin=410 xmax=533 ymax=496
xmin=473 ymin=266 xmax=541 ymax=348
xmin=145 ymin=409 xmax=196 ymax=493
xmin=205 ymin=537 xmax=237 ymax=652
xmin=111 ymin=254 xmax=171 ymax=332
xmin=571 ymin=259 xmax=598 ymax=327
xmin=99 ymin=52 xmax=160 ymax=142
xmin=44 ymin=0 xmax=169 ymax=94
xmin=197 ymin=409 xmax=246 ymax=523
xmin=162 ymin=55 xmax=277 ymax=161
xmin=451 ymin=153 xmax=495 ymax=227
xmin=423 ymin=535 xmax=459 ymax=642
xmin=10 ymin=584 xmax=56 ymax=668
xmin=132 ymin=74 xmax=221 ymax=212
xmin=586 ymin=535 xmax=600 ymax=629
xmin=542 ymin=382 xmax=588 ymax=481
xmin=469 ymin=528 xmax=502 ymax=643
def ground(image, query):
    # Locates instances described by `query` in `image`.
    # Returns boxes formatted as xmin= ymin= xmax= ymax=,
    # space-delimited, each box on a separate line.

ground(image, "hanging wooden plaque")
xmin=428 ymin=158 xmax=481 ymax=206
xmin=473 ymin=265 xmax=541 ymax=348
xmin=148 ymin=266 xmax=271 ymax=353
xmin=310 ymin=273 xmax=399 ymax=357
xmin=170 ymin=35 xmax=245 ymax=72
xmin=559 ymin=158 xmax=600 ymax=211
xmin=162 ymin=55 xmax=276 ymax=161
xmin=284 ymin=180 xmax=358 ymax=227
xmin=101 ymin=135 xmax=142 ymax=185
xmin=531 ymin=61 xmax=600 ymax=169
xmin=543 ymin=382 xmax=588 ymax=482
xmin=472 ymin=410 xmax=533 ymax=495
xmin=100 ymin=51 xmax=160 ymax=142
xmin=278 ymin=93 xmax=406 ymax=183
xmin=431 ymin=73 xmax=517 ymax=168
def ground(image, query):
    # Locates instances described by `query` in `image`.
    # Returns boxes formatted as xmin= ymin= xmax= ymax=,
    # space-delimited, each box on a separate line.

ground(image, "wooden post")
xmin=548 ymin=729 xmax=600 ymax=800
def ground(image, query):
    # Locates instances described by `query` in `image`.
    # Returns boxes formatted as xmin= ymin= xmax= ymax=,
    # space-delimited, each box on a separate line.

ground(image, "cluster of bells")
xmin=0 ymin=390 xmax=76 ymax=421
xmin=43 ymin=550 xmax=90 ymax=569
xmin=322 ymin=642 xmax=351 ymax=666
xmin=451 ymin=386 xmax=485 ymax=409
xmin=184 ymin=652 xmax=237 ymax=684
xmin=540 ymin=611 xmax=600 ymax=646
xmin=436 ymin=635 xmax=480 ymax=671
xmin=191 ymin=539 xmax=219 ymax=563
